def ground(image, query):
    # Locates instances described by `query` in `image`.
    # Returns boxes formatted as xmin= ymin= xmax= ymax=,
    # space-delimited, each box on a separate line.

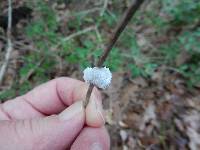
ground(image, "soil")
xmin=1 ymin=1 xmax=200 ymax=149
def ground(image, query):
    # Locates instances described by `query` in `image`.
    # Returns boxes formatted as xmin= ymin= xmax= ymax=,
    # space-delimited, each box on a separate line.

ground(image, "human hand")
xmin=0 ymin=77 xmax=110 ymax=150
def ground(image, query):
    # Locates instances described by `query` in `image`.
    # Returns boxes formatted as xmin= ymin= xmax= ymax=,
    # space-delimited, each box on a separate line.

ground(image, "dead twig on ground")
xmin=73 ymin=7 xmax=102 ymax=17
xmin=53 ymin=26 xmax=101 ymax=51
xmin=62 ymin=26 xmax=96 ymax=42
xmin=58 ymin=7 xmax=102 ymax=23
xmin=0 ymin=0 xmax=13 ymax=85
xmin=19 ymin=58 xmax=44 ymax=85
xmin=100 ymin=0 xmax=108 ymax=16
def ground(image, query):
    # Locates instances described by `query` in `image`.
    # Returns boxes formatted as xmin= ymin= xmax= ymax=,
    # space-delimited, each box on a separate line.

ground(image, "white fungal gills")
xmin=83 ymin=67 xmax=112 ymax=89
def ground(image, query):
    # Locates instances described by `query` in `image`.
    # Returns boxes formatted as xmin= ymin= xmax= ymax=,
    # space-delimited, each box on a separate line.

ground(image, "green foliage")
xmin=0 ymin=90 xmax=16 ymax=101
xmin=105 ymin=48 xmax=122 ymax=71
xmin=1 ymin=0 xmax=200 ymax=101
xmin=179 ymin=63 xmax=200 ymax=87
xmin=2 ymin=1 xmax=59 ymax=98
xmin=24 ymin=0 xmax=200 ymax=86
xmin=158 ymin=27 xmax=200 ymax=85
xmin=162 ymin=0 xmax=200 ymax=26
xmin=179 ymin=28 xmax=200 ymax=53
xmin=134 ymin=0 xmax=200 ymax=85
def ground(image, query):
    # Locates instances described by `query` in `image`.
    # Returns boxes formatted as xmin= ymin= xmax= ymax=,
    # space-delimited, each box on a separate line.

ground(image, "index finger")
xmin=24 ymin=77 xmax=102 ymax=114
xmin=2 ymin=77 xmax=101 ymax=115
xmin=1 ymin=77 xmax=104 ymax=126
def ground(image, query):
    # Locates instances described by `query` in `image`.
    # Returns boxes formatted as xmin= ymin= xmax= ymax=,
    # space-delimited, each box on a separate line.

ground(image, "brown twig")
xmin=53 ymin=26 xmax=98 ymax=51
xmin=84 ymin=84 xmax=94 ymax=108
xmin=0 ymin=0 xmax=13 ymax=85
xmin=84 ymin=0 xmax=145 ymax=108
xmin=100 ymin=0 xmax=109 ymax=16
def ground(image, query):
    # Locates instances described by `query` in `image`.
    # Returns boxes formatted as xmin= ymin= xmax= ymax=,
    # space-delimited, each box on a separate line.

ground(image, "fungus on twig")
xmin=83 ymin=67 xmax=112 ymax=89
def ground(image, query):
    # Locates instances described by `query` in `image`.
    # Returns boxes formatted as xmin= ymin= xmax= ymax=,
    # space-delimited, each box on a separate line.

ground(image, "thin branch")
xmin=19 ymin=58 xmax=44 ymax=84
xmin=94 ymin=26 xmax=103 ymax=43
xmin=0 ymin=0 xmax=13 ymax=85
xmin=58 ymin=7 xmax=102 ymax=23
xmin=53 ymin=26 xmax=96 ymax=50
xmin=97 ymin=0 xmax=145 ymax=67
xmin=62 ymin=26 xmax=96 ymax=42
xmin=100 ymin=0 xmax=108 ymax=16
xmin=83 ymin=84 xmax=94 ymax=108
xmin=84 ymin=0 xmax=145 ymax=108
xmin=73 ymin=7 xmax=102 ymax=17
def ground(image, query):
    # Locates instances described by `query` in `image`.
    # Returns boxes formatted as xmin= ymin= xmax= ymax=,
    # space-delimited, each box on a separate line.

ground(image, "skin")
xmin=0 ymin=77 xmax=110 ymax=150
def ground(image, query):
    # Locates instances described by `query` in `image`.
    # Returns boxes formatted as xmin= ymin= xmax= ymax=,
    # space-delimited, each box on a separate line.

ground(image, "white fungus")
xmin=83 ymin=67 xmax=112 ymax=89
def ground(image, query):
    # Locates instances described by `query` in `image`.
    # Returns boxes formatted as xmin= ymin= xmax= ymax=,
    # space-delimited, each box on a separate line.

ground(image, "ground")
xmin=0 ymin=0 xmax=200 ymax=149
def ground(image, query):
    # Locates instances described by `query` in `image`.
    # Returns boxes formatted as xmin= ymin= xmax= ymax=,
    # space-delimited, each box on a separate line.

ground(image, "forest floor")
xmin=1 ymin=0 xmax=200 ymax=149
xmin=104 ymin=71 xmax=200 ymax=149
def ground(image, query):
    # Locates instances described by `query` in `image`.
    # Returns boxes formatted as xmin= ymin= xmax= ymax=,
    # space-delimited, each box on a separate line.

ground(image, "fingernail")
xmin=86 ymin=98 xmax=105 ymax=125
xmin=59 ymin=101 xmax=83 ymax=121
xmin=90 ymin=142 xmax=103 ymax=150
xmin=93 ymin=99 xmax=105 ymax=125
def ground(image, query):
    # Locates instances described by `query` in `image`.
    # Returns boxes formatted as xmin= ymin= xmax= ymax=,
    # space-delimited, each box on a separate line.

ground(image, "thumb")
xmin=0 ymin=101 xmax=85 ymax=150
